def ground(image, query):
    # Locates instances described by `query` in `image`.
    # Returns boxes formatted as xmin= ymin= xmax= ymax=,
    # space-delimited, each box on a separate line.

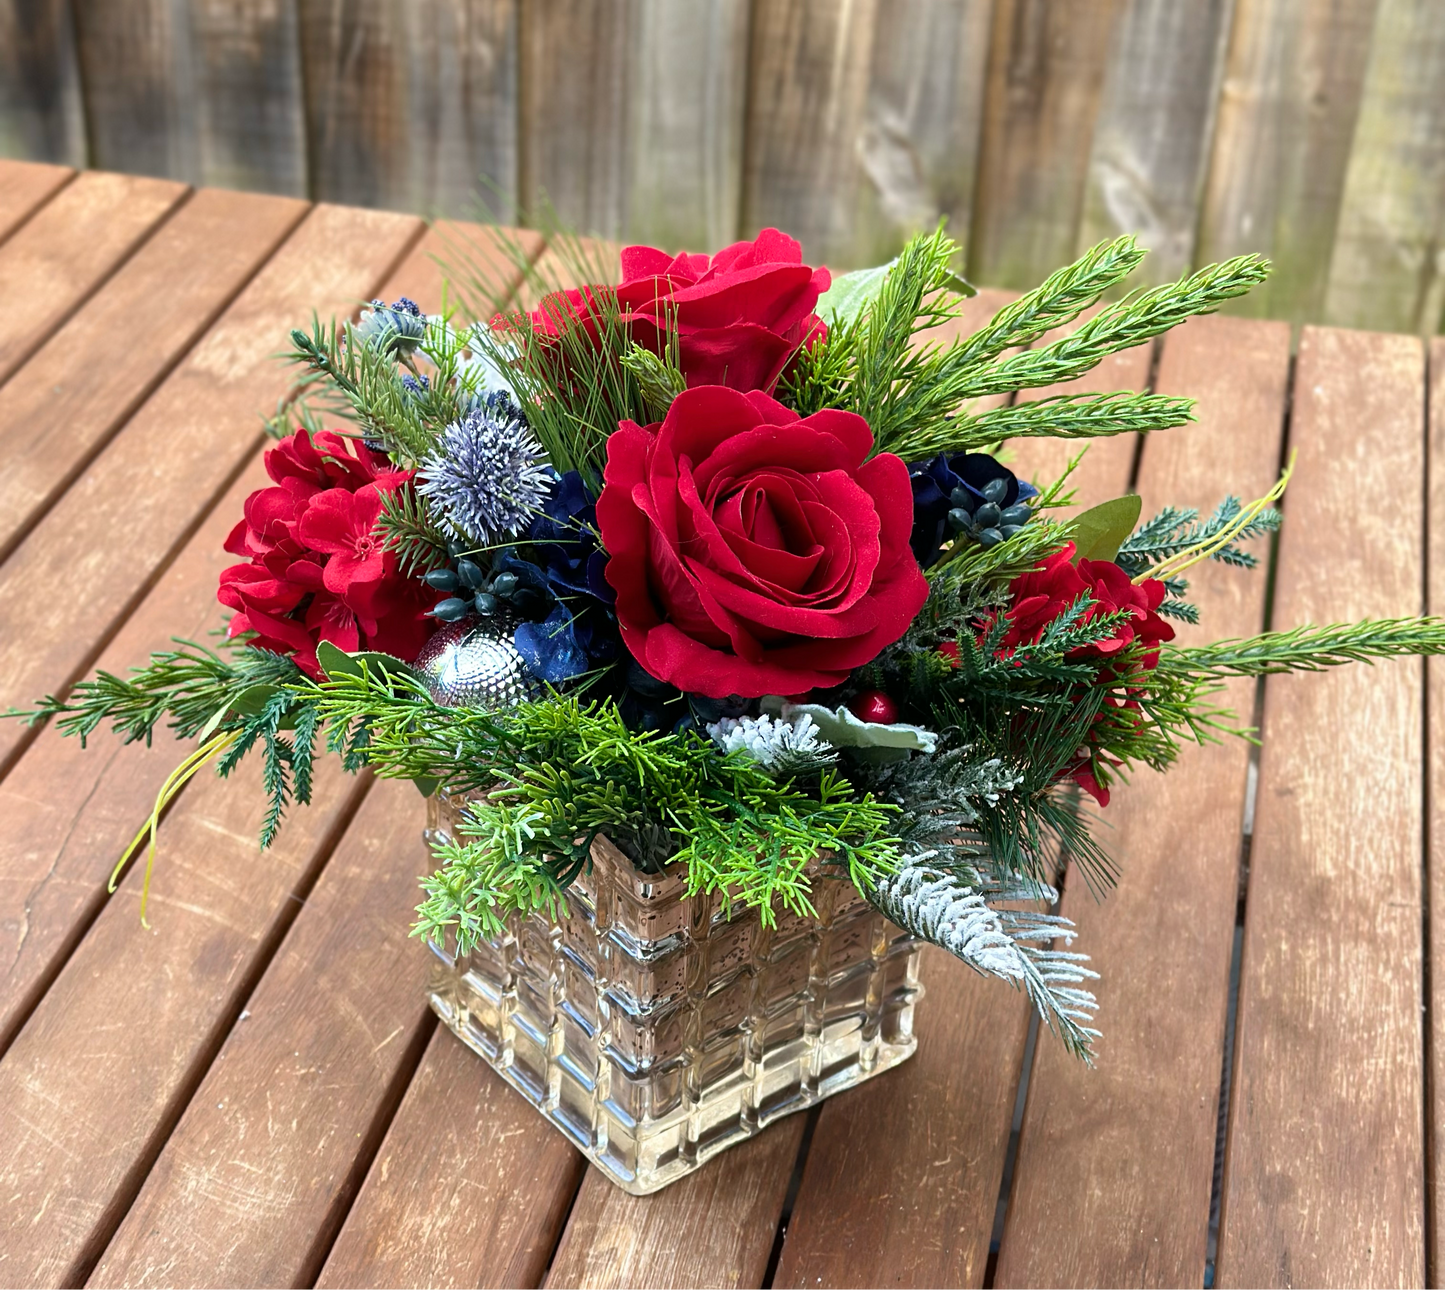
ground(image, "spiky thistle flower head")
xmin=356 ymin=297 xmax=427 ymax=356
xmin=418 ymin=392 xmax=551 ymax=544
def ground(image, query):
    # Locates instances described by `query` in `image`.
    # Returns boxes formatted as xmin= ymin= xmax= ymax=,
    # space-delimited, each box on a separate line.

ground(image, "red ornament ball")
xmin=937 ymin=640 xmax=961 ymax=669
xmin=848 ymin=689 xmax=900 ymax=724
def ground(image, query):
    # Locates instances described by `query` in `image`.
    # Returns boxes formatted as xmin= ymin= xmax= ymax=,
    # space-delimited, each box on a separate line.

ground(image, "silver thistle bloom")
xmin=418 ymin=392 xmax=551 ymax=544
xmin=356 ymin=296 xmax=428 ymax=355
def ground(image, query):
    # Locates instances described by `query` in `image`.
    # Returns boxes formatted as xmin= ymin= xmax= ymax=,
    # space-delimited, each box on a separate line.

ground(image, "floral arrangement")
xmin=27 ymin=225 xmax=1445 ymax=1060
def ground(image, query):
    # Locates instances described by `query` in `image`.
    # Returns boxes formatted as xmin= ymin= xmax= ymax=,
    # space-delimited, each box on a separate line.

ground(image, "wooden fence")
xmin=3 ymin=0 xmax=1445 ymax=335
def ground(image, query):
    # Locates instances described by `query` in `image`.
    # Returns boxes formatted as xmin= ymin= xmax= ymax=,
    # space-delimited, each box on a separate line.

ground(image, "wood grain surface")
xmin=0 ymin=186 xmax=307 ymax=565
xmin=0 ymin=0 xmax=86 ymax=167
xmin=87 ymin=778 xmax=439 ymax=1289
xmin=993 ymin=313 xmax=1291 ymax=1288
xmin=0 ymin=158 xmax=72 ymax=243
xmin=774 ymin=953 xmax=1030 ymax=1289
xmin=1324 ymin=0 xmax=1445 ymax=335
xmin=546 ymin=1118 xmax=807 ymax=1290
xmin=0 ymin=202 xmax=421 ymax=776
xmin=1077 ymin=0 xmax=1233 ymax=287
xmin=316 ymin=1027 xmax=586 ymax=1290
xmin=968 ymin=0 xmax=1127 ymax=290
xmin=1196 ymin=0 xmax=1381 ymax=325
xmin=1216 ymin=325 xmax=1427 ymax=1287
xmin=0 ymin=168 xmax=187 ymax=386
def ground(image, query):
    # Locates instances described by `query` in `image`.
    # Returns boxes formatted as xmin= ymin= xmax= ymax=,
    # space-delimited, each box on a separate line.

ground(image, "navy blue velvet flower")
xmin=529 ymin=469 xmax=614 ymax=604
xmin=908 ymin=452 xmax=1039 ymax=568
xmin=515 ymin=604 xmax=590 ymax=685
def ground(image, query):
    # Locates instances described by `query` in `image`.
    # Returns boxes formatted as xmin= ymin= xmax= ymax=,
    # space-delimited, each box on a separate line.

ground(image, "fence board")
xmin=0 ymin=158 xmax=72 ymax=244
xmin=1196 ymin=0 xmax=1380 ymax=326
xmin=993 ymin=313 xmax=1290 ymax=1288
xmin=967 ymin=0 xmax=1127 ymax=291
xmin=0 ymin=203 xmax=421 ymax=776
xmin=1324 ymin=0 xmax=1445 ymax=336
xmin=1216 ymin=325 xmax=1426 ymax=1287
xmin=299 ymin=0 xmax=519 ymax=216
xmin=0 ymin=169 xmax=186 ymax=387
xmin=0 ymin=187 xmax=307 ymax=566
xmin=1076 ymin=0 xmax=1233 ymax=287
xmin=0 ymin=0 xmax=86 ymax=166
xmin=87 ymin=779 xmax=437 ymax=1289
xmin=743 ymin=0 xmax=993 ymax=268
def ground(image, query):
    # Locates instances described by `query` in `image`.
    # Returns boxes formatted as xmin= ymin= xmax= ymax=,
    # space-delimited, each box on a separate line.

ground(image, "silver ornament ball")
xmin=414 ymin=615 xmax=542 ymax=709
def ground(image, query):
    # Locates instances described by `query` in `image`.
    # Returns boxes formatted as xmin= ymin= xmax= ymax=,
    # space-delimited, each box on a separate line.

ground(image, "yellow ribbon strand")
xmin=1134 ymin=452 xmax=1295 ymax=587
xmin=109 ymin=730 xmax=241 ymax=928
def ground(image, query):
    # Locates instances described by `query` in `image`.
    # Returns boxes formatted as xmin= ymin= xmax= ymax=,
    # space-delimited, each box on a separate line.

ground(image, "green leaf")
xmin=231 ymin=683 xmax=281 ymax=717
xmin=817 ymin=259 xmax=979 ymax=330
xmin=315 ymin=641 xmax=416 ymax=684
xmin=1068 ymin=494 xmax=1142 ymax=563
xmin=412 ymin=775 xmax=442 ymax=798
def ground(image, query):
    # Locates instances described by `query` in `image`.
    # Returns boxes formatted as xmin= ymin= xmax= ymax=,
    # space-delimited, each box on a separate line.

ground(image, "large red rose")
xmin=218 ymin=430 xmax=433 ymax=678
xmin=521 ymin=229 xmax=830 ymax=393
xmin=597 ymin=386 xmax=928 ymax=698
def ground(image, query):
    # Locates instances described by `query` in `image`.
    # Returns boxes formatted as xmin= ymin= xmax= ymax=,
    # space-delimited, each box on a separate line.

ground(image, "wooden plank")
xmin=547 ymin=1119 xmax=807 ymax=1290
xmin=0 ymin=203 xmax=422 ymax=776
xmin=69 ymin=0 xmax=307 ymax=194
xmin=0 ymin=213 xmax=526 ymax=1074
xmin=0 ymin=0 xmax=87 ymax=166
xmin=299 ymin=0 xmax=520 ymax=217
xmin=1076 ymin=0 xmax=1233 ymax=288
xmin=967 ymin=0 xmax=1128 ymax=291
xmin=619 ymin=0 xmax=750 ymax=252
xmin=316 ymin=1027 xmax=586 ymax=1289
xmin=86 ymin=778 xmax=439 ymax=1290
xmin=1216 ymin=325 xmax=1426 ymax=1287
xmin=1429 ymin=335 xmax=1445 ymax=1282
xmin=1008 ymin=305 xmax=1155 ymax=514
xmin=0 ymin=703 xmax=368 ymax=1288
xmin=742 ymin=0 xmax=994 ymax=268
xmin=1324 ymin=0 xmax=1445 ymax=335
xmin=0 ymin=187 xmax=308 ymax=567
xmin=1195 ymin=0 xmax=1380 ymax=326
xmin=0 ymin=168 xmax=187 ymax=386
xmin=774 ymin=954 xmax=1029 ymax=1289
xmin=992 ymin=313 xmax=1291 ymax=1288
xmin=0 ymin=159 xmax=73 ymax=244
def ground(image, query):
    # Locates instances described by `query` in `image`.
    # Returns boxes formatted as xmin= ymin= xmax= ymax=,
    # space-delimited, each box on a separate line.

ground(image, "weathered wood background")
xmin=3 ymin=0 xmax=1445 ymax=335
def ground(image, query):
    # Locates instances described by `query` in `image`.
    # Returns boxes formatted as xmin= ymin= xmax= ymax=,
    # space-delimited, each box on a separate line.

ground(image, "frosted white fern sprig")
xmin=869 ymin=863 xmax=1100 ymax=1060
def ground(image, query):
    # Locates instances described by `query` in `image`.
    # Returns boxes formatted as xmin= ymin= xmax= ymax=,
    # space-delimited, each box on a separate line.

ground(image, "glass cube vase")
xmin=424 ymin=788 xmax=924 ymax=1194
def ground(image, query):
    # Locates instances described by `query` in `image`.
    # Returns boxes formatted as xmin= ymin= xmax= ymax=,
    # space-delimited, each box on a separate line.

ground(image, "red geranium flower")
xmin=218 ymin=430 xmax=433 ymax=678
xmin=597 ymin=385 xmax=927 ymax=698
xmin=515 ymin=228 xmax=831 ymax=394
xmin=988 ymin=541 xmax=1175 ymax=806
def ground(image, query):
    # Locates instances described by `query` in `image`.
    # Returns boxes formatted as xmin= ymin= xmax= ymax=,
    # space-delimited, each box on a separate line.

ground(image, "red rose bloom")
xmin=218 ymin=430 xmax=433 ymax=678
xmin=521 ymin=229 xmax=830 ymax=393
xmin=989 ymin=541 xmax=1175 ymax=805
xmin=597 ymin=385 xmax=928 ymax=698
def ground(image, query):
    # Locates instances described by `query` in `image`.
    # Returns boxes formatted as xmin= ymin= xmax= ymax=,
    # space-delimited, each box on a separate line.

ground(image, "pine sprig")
xmin=375 ymin=480 xmax=452 ymax=576
xmin=1160 ymin=618 xmax=1445 ymax=679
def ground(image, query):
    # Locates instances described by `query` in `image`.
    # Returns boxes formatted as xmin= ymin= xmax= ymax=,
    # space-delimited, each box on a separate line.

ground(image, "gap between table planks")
xmin=1431 ymin=335 xmax=1445 ymax=1290
xmin=0 ymin=186 xmax=309 ymax=565
xmin=0 ymin=201 xmax=433 ymax=1289
xmin=1 ymin=226 xmax=543 ymax=1288
xmin=0 ymin=202 xmax=421 ymax=779
xmin=1215 ymin=326 xmax=1428 ymax=1287
xmin=993 ymin=313 xmax=1291 ymax=1288
xmin=0 ymin=169 xmax=189 ymax=388
xmin=0 ymin=159 xmax=74 ymax=246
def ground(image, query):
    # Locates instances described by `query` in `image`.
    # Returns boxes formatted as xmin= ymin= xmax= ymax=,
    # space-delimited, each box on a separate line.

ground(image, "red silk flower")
xmin=520 ymin=228 xmax=830 ymax=393
xmin=218 ymin=430 xmax=434 ymax=678
xmin=990 ymin=541 xmax=1175 ymax=804
xmin=596 ymin=385 xmax=928 ymax=698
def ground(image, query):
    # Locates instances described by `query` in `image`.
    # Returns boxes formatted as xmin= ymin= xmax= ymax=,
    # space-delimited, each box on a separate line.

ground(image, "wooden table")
xmin=0 ymin=159 xmax=1436 ymax=1290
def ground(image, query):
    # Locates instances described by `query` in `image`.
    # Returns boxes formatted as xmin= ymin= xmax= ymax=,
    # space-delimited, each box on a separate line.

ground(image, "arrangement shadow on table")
xmin=0 ymin=158 xmax=1435 ymax=1290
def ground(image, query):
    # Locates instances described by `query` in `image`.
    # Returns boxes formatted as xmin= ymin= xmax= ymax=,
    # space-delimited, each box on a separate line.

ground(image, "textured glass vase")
xmin=424 ymin=787 xmax=923 ymax=1194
